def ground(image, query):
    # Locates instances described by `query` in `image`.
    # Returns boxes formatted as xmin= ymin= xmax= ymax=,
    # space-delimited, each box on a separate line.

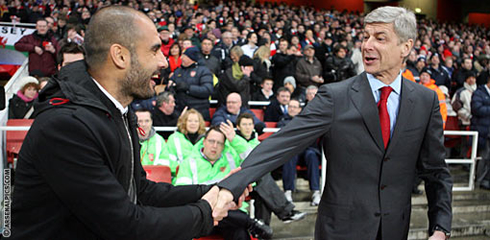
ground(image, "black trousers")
xmin=252 ymin=173 xmax=295 ymax=225
xmin=213 ymin=210 xmax=251 ymax=240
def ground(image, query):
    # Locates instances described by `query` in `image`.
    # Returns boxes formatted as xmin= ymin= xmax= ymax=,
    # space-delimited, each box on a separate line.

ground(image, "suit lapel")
xmin=350 ymin=73 xmax=385 ymax=152
xmin=386 ymin=78 xmax=415 ymax=155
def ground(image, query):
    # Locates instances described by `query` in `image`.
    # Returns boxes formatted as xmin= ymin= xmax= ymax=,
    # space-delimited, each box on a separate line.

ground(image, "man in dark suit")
xmin=264 ymin=87 xmax=291 ymax=122
xmin=212 ymin=6 xmax=452 ymax=240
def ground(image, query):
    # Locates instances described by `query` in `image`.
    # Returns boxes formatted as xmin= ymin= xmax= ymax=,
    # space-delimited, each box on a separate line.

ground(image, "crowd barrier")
xmin=0 ymin=124 xmax=479 ymax=192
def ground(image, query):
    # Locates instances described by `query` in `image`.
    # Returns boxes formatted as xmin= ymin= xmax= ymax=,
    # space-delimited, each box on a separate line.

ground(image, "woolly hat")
xmin=238 ymin=55 xmax=254 ymax=67
xmin=283 ymin=76 xmax=296 ymax=89
xmin=183 ymin=47 xmax=201 ymax=62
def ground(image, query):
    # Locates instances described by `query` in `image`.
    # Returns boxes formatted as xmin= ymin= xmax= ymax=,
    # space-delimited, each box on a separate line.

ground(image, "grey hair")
xmin=364 ymin=6 xmax=417 ymax=44
xmin=306 ymin=85 xmax=318 ymax=91
xmin=156 ymin=91 xmax=174 ymax=107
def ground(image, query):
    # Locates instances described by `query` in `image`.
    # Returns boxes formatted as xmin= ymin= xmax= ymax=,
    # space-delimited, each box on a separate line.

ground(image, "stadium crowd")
xmin=4 ymin=0 xmax=490 ymax=238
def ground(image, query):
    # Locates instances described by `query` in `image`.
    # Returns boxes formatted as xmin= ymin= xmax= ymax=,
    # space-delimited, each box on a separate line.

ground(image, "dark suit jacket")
xmin=218 ymin=73 xmax=453 ymax=239
xmin=264 ymin=98 xmax=287 ymax=122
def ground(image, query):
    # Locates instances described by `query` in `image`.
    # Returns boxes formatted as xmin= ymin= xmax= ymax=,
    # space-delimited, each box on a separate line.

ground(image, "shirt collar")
xmin=91 ymin=77 xmax=128 ymax=115
xmin=366 ymin=71 xmax=403 ymax=95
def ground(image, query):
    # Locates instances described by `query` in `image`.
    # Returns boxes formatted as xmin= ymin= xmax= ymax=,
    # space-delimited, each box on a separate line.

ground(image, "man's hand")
xmin=220 ymin=120 xmax=235 ymax=142
xmin=212 ymin=188 xmax=236 ymax=225
xmin=428 ymin=231 xmax=447 ymax=240
xmin=34 ymin=46 xmax=43 ymax=55
xmin=201 ymin=185 xmax=219 ymax=211
xmin=45 ymin=43 xmax=56 ymax=54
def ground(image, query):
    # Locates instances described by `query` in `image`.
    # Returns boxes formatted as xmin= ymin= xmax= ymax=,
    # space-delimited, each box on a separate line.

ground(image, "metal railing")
xmin=0 ymin=126 xmax=479 ymax=192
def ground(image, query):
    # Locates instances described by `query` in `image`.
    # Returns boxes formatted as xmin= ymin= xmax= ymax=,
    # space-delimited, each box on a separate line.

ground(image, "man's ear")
xmin=401 ymin=39 xmax=414 ymax=58
xmin=109 ymin=44 xmax=130 ymax=69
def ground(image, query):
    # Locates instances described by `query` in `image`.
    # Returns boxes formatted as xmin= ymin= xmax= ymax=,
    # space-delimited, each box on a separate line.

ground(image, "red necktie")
xmin=378 ymin=86 xmax=393 ymax=149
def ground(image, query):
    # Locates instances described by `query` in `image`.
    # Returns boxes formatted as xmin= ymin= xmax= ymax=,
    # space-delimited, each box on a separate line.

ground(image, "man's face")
xmin=185 ymin=28 xmax=194 ymax=38
xmin=420 ymin=72 xmax=431 ymax=84
xmin=203 ymin=130 xmax=225 ymax=161
xmin=121 ymin=16 xmax=167 ymax=100
xmin=222 ymin=33 xmax=232 ymax=46
xmin=279 ymin=40 xmax=288 ymax=53
xmin=182 ymin=40 xmax=193 ymax=50
xmin=284 ymin=82 xmax=294 ymax=93
xmin=336 ymin=48 xmax=346 ymax=58
xmin=159 ymin=30 xmax=170 ymax=41
xmin=249 ymin=33 xmax=257 ymax=45
xmin=201 ymin=40 xmax=213 ymax=54
xmin=226 ymin=93 xmax=242 ymax=115
xmin=136 ymin=111 xmax=152 ymax=137
xmin=466 ymin=76 xmax=476 ymax=86
xmin=288 ymin=100 xmax=301 ymax=117
xmin=445 ymin=58 xmax=453 ymax=68
xmin=463 ymin=59 xmax=473 ymax=70
xmin=362 ymin=23 xmax=412 ymax=79
xmin=306 ymin=88 xmax=318 ymax=101
xmin=277 ymin=90 xmax=291 ymax=105
xmin=181 ymin=54 xmax=195 ymax=67
xmin=238 ymin=118 xmax=254 ymax=138
xmin=261 ymin=80 xmax=273 ymax=92
xmin=62 ymin=53 xmax=84 ymax=67
xmin=304 ymin=48 xmax=315 ymax=58
xmin=161 ymin=95 xmax=175 ymax=114
xmin=36 ymin=20 xmax=48 ymax=35
xmin=431 ymin=55 xmax=440 ymax=65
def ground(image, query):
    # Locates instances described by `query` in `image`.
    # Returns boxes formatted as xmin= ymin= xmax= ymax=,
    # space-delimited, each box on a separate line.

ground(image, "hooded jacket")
xmin=11 ymin=61 xmax=213 ymax=240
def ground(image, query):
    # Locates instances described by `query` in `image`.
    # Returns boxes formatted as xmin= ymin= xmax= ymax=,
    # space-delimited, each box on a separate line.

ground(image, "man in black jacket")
xmin=11 ymin=6 xmax=239 ymax=240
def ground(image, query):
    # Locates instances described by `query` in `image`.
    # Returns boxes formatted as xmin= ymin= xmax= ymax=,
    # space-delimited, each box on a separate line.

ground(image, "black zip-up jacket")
xmin=11 ymin=61 xmax=213 ymax=240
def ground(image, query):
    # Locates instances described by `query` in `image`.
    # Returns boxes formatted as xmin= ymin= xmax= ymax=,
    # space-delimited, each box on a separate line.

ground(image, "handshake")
xmin=201 ymin=167 xmax=252 ymax=225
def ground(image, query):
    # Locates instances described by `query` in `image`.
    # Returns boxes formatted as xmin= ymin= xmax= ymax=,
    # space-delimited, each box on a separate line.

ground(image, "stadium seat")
xmin=250 ymin=109 xmax=264 ymax=122
xmin=444 ymin=116 xmax=462 ymax=149
xmin=209 ymin=108 xmax=216 ymax=118
xmin=143 ymin=165 xmax=172 ymax=183
xmin=258 ymin=122 xmax=277 ymax=141
xmin=6 ymin=119 xmax=34 ymax=169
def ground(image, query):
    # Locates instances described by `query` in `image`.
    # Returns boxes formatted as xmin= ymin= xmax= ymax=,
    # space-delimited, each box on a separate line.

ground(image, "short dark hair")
xmin=237 ymin=113 xmax=255 ymax=126
xmin=58 ymin=42 xmax=84 ymax=66
xmin=135 ymin=108 xmax=152 ymax=117
xmin=247 ymin=32 xmax=256 ymax=41
xmin=156 ymin=91 xmax=174 ymax=107
xmin=277 ymin=86 xmax=291 ymax=94
xmin=84 ymin=6 xmax=142 ymax=70
xmin=205 ymin=125 xmax=225 ymax=139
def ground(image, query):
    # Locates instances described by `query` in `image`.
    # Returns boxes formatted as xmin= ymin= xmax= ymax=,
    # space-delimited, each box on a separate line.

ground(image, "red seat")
xmin=143 ymin=165 xmax=172 ymax=183
xmin=6 ymin=119 xmax=34 ymax=168
xmin=258 ymin=122 xmax=277 ymax=141
xmin=250 ymin=109 xmax=264 ymax=122
xmin=444 ymin=116 xmax=462 ymax=148
xmin=209 ymin=108 xmax=216 ymax=118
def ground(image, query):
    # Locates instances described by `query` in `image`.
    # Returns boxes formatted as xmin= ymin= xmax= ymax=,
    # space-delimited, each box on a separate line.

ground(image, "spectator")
xmin=428 ymin=53 xmax=451 ymax=89
xmin=212 ymin=92 xmax=265 ymax=135
xmin=442 ymin=57 xmax=455 ymax=79
xmin=305 ymin=85 xmax=318 ymax=104
xmin=472 ymin=76 xmax=490 ymax=190
xmin=163 ymin=108 xmax=207 ymax=177
xmin=216 ymin=55 xmax=254 ymax=107
xmin=251 ymin=78 xmax=274 ymax=101
xmin=406 ymin=50 xmax=420 ymax=81
xmin=175 ymin=126 xmax=273 ymax=240
xmin=182 ymin=26 xmax=201 ymax=48
xmin=323 ymin=44 xmax=357 ymax=83
xmin=135 ymin=109 xmax=169 ymax=166
xmin=8 ymin=77 xmax=39 ymax=119
xmin=169 ymin=46 xmax=214 ymax=120
xmin=251 ymin=45 xmax=272 ymax=93
xmin=158 ymin=26 xmax=174 ymax=57
xmin=264 ymin=87 xmax=291 ymax=122
xmin=300 ymin=29 xmax=319 ymax=49
xmin=241 ymin=32 xmax=258 ymax=58
xmin=283 ymin=76 xmax=306 ymax=103
xmin=314 ymin=35 xmax=334 ymax=65
xmin=201 ymin=38 xmax=221 ymax=76
xmin=14 ymin=19 xmax=60 ymax=77
xmin=272 ymin=38 xmax=300 ymax=90
xmin=350 ymin=39 xmax=364 ymax=75
xmin=277 ymin=99 xmax=321 ymax=206
xmin=212 ymin=31 xmax=234 ymax=71
xmin=167 ymin=43 xmax=182 ymax=73
xmin=420 ymin=68 xmax=448 ymax=128
xmin=453 ymin=58 xmax=476 ymax=90
xmin=57 ymin=42 xmax=84 ymax=69
xmin=152 ymin=91 xmax=179 ymax=139
xmin=477 ymin=55 xmax=490 ymax=86
xmin=452 ymin=71 xmax=477 ymax=127
xmin=295 ymin=45 xmax=323 ymax=88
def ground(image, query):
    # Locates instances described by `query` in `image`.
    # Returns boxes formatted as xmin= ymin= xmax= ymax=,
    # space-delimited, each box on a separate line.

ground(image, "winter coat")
xmin=8 ymin=92 xmax=36 ymax=119
xmin=11 ymin=61 xmax=213 ymax=240
xmin=170 ymin=63 xmax=214 ymax=120
xmin=471 ymin=85 xmax=490 ymax=149
xmin=202 ymin=53 xmax=221 ymax=76
xmin=216 ymin=67 xmax=251 ymax=108
xmin=272 ymin=52 xmax=296 ymax=90
xmin=14 ymin=31 xmax=59 ymax=77
xmin=323 ymin=55 xmax=357 ymax=84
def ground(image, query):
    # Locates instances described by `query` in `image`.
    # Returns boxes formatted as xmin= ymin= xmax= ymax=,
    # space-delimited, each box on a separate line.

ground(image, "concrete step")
xmin=269 ymin=210 xmax=490 ymax=239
